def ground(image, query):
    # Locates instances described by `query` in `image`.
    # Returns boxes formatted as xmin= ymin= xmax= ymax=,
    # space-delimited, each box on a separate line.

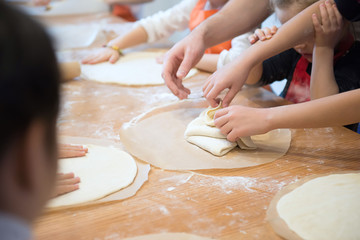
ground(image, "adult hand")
xmin=214 ymin=105 xmax=273 ymax=141
xmin=58 ymin=143 xmax=88 ymax=159
xmin=162 ymin=34 xmax=206 ymax=99
xmin=82 ymin=48 xmax=121 ymax=65
xmin=52 ymin=173 xmax=80 ymax=197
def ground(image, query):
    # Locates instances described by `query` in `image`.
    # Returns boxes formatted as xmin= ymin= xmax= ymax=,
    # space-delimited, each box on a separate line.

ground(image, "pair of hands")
xmin=52 ymin=144 xmax=88 ymax=198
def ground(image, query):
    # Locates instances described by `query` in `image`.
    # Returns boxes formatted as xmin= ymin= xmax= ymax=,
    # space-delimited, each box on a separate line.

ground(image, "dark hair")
xmin=0 ymin=2 xmax=60 ymax=157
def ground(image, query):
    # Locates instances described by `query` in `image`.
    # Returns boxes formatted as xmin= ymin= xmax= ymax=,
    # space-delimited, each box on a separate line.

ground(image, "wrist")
xmin=264 ymin=106 xmax=284 ymax=131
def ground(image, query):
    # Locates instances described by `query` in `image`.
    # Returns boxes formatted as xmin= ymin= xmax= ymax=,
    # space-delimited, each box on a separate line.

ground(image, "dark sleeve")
xmin=334 ymin=42 xmax=360 ymax=93
xmin=335 ymin=0 xmax=360 ymax=21
xmin=256 ymin=49 xmax=300 ymax=86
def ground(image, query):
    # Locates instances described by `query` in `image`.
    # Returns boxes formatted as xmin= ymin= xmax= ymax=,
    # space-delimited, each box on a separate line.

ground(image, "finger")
xmin=57 ymin=177 xmax=81 ymax=186
xmin=320 ymin=3 xmax=330 ymax=29
xmin=109 ymin=53 xmax=120 ymax=64
xmin=219 ymin=122 xmax=233 ymax=136
xmin=248 ymin=34 xmax=259 ymax=44
xmin=263 ymin=27 xmax=272 ymax=39
xmin=222 ymin=87 xmax=239 ymax=107
xmin=89 ymin=56 xmax=107 ymax=65
xmin=312 ymin=13 xmax=322 ymax=32
xmin=162 ymin=56 xmax=181 ymax=97
xmin=255 ymin=28 xmax=266 ymax=41
xmin=206 ymin=85 xmax=225 ymax=108
xmin=202 ymin=78 xmax=211 ymax=93
xmin=214 ymin=108 xmax=229 ymax=120
xmin=54 ymin=184 xmax=80 ymax=197
xmin=81 ymin=55 xmax=96 ymax=64
xmin=214 ymin=115 xmax=230 ymax=129
xmin=270 ymin=25 xmax=278 ymax=34
xmin=325 ymin=1 xmax=337 ymax=27
xmin=203 ymin=78 xmax=214 ymax=97
xmin=227 ymin=129 xmax=240 ymax=142
xmin=176 ymin=50 xmax=195 ymax=79
xmin=57 ymin=172 xmax=75 ymax=180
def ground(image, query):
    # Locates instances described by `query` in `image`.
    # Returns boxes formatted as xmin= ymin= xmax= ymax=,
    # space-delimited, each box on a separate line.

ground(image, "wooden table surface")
xmin=34 ymin=67 xmax=360 ymax=239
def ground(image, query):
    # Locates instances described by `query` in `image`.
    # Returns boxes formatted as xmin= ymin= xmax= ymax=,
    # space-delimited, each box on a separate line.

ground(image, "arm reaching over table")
xmin=162 ymin=0 xmax=270 ymax=99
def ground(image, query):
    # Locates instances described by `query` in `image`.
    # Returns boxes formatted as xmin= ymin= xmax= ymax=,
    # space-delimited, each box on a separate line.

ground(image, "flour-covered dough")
xmin=185 ymin=103 xmax=256 ymax=156
xmin=81 ymin=52 xmax=198 ymax=86
xmin=277 ymin=173 xmax=360 ymax=240
xmin=48 ymin=145 xmax=137 ymax=208
xmin=124 ymin=233 xmax=214 ymax=240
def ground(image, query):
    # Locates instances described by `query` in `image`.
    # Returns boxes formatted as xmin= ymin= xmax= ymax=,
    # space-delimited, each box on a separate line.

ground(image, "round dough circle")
xmin=124 ymin=233 xmax=214 ymax=240
xmin=48 ymin=145 xmax=137 ymax=208
xmin=275 ymin=173 xmax=360 ymax=240
xmin=120 ymin=99 xmax=291 ymax=170
xmin=81 ymin=52 xmax=198 ymax=86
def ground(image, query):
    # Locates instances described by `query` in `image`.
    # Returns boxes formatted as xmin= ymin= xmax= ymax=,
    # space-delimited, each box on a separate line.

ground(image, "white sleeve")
xmin=138 ymin=0 xmax=197 ymax=43
xmin=217 ymin=31 xmax=254 ymax=69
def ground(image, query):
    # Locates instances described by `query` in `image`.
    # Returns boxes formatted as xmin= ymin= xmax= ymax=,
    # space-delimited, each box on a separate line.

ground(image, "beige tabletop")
xmin=34 ymin=66 xmax=360 ymax=239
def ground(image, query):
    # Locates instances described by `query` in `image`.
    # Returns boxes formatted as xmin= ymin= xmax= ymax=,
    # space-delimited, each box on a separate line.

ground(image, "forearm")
xmin=108 ymin=25 xmax=148 ymax=50
xmin=194 ymin=0 xmax=270 ymax=49
xmin=245 ymin=63 xmax=263 ymax=85
xmin=195 ymin=54 xmax=219 ymax=73
xmin=311 ymin=47 xmax=339 ymax=99
xmin=268 ymin=89 xmax=360 ymax=129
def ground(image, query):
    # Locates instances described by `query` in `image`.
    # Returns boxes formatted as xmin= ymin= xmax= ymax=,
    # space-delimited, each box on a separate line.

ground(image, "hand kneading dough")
xmin=81 ymin=52 xmax=198 ymax=86
xmin=185 ymin=102 xmax=256 ymax=156
xmin=272 ymin=173 xmax=360 ymax=240
xmin=124 ymin=233 xmax=215 ymax=240
xmin=47 ymin=145 xmax=137 ymax=208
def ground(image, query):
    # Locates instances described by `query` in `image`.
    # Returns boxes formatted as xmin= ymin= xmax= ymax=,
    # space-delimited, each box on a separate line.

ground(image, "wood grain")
xmin=33 ymin=68 xmax=360 ymax=240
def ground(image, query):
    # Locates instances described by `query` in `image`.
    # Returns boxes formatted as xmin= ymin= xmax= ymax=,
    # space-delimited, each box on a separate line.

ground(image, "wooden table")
xmin=34 ymin=67 xmax=360 ymax=239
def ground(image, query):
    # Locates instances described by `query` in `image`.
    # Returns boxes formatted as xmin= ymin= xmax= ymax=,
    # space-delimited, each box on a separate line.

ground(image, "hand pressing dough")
xmin=120 ymin=99 xmax=291 ymax=170
xmin=47 ymin=145 xmax=137 ymax=208
xmin=124 ymin=233 xmax=215 ymax=240
xmin=81 ymin=52 xmax=198 ymax=86
xmin=185 ymin=102 xmax=256 ymax=156
xmin=267 ymin=173 xmax=360 ymax=240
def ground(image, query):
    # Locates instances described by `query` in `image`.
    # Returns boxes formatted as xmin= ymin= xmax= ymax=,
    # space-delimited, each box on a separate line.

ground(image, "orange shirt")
xmin=189 ymin=0 xmax=232 ymax=54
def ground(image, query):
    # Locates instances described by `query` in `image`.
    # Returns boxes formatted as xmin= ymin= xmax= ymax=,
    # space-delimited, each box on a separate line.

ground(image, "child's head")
xmin=271 ymin=0 xmax=319 ymax=62
xmin=0 ymin=3 xmax=60 ymax=222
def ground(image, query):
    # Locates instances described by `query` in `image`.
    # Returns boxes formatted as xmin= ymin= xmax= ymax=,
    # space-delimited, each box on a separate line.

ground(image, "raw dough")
xmin=270 ymin=173 xmax=360 ymax=240
xmin=185 ymin=102 xmax=256 ymax=156
xmin=47 ymin=144 xmax=137 ymax=208
xmin=81 ymin=52 xmax=198 ymax=86
xmin=47 ymin=24 xmax=99 ymax=50
xmin=120 ymin=99 xmax=291 ymax=170
xmin=124 ymin=233 xmax=215 ymax=240
xmin=19 ymin=0 xmax=108 ymax=16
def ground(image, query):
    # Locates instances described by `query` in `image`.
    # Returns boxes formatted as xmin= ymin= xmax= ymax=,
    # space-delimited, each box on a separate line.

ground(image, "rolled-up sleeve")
xmin=138 ymin=0 xmax=197 ymax=43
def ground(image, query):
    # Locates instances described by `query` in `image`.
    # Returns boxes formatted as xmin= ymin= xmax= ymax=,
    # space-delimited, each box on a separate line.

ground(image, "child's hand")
xmin=82 ymin=48 xmax=121 ymax=65
xmin=312 ymin=1 xmax=344 ymax=49
xmin=58 ymin=143 xmax=88 ymax=159
xmin=214 ymin=105 xmax=272 ymax=141
xmin=248 ymin=26 xmax=278 ymax=44
xmin=52 ymin=173 xmax=80 ymax=197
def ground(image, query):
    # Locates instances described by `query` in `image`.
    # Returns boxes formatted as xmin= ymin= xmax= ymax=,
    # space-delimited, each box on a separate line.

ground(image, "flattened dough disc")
xmin=48 ymin=144 xmax=137 ymax=208
xmin=81 ymin=51 xmax=198 ymax=86
xmin=124 ymin=233 xmax=215 ymax=240
xmin=267 ymin=173 xmax=360 ymax=240
xmin=120 ymin=99 xmax=291 ymax=170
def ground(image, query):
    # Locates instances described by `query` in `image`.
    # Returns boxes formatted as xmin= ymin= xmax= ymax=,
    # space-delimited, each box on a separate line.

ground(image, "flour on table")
xmin=47 ymin=145 xmax=137 ymax=208
xmin=81 ymin=52 xmax=198 ymax=86
xmin=124 ymin=233 xmax=215 ymax=240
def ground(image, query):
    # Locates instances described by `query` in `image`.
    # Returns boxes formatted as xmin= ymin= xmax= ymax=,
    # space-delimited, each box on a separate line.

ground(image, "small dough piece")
xmin=124 ymin=233 xmax=215 ymax=240
xmin=184 ymin=102 xmax=256 ymax=156
xmin=274 ymin=173 xmax=360 ymax=240
xmin=47 ymin=145 xmax=137 ymax=208
xmin=81 ymin=52 xmax=198 ymax=86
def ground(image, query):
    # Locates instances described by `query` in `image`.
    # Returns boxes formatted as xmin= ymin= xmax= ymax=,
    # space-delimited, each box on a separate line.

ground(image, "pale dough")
xmin=120 ymin=99 xmax=291 ymax=170
xmin=124 ymin=233 xmax=215 ymax=240
xmin=47 ymin=24 xmax=99 ymax=50
xmin=185 ymin=102 xmax=256 ymax=156
xmin=276 ymin=173 xmax=360 ymax=240
xmin=47 ymin=144 xmax=137 ymax=208
xmin=19 ymin=0 xmax=108 ymax=16
xmin=81 ymin=52 xmax=198 ymax=86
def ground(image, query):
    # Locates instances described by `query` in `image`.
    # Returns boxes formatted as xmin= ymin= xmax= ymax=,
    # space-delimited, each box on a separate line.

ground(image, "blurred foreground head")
xmin=0 ymin=1 xmax=60 ymax=223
